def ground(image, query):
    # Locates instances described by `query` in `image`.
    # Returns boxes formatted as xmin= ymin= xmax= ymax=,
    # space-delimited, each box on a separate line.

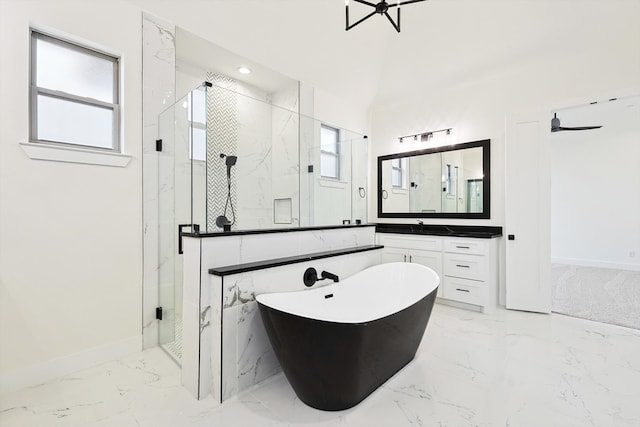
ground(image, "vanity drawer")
xmin=443 ymin=253 xmax=487 ymax=281
xmin=443 ymin=277 xmax=484 ymax=305
xmin=444 ymin=239 xmax=488 ymax=255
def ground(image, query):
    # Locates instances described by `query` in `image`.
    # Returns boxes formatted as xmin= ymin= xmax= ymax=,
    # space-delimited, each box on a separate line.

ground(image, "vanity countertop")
xmin=375 ymin=223 xmax=502 ymax=239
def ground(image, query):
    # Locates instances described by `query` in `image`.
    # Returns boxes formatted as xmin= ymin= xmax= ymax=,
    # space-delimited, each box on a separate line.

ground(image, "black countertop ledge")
xmin=183 ymin=223 xmax=373 ymax=238
xmin=375 ymin=223 xmax=502 ymax=239
xmin=208 ymin=245 xmax=384 ymax=277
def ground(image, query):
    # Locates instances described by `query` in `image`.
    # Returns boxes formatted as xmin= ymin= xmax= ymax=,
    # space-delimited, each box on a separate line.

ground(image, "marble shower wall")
xmin=142 ymin=13 xmax=176 ymax=350
xmin=270 ymin=84 xmax=301 ymax=227
xmin=234 ymin=83 xmax=272 ymax=230
xmin=297 ymin=84 xmax=315 ymax=227
xmin=204 ymin=77 xmax=301 ymax=232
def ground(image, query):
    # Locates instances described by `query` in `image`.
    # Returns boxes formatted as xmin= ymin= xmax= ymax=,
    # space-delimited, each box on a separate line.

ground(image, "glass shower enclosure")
xmin=156 ymin=82 xmax=369 ymax=362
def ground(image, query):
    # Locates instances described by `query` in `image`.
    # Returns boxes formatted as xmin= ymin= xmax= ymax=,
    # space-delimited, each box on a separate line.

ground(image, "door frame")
xmin=504 ymin=86 xmax=640 ymax=313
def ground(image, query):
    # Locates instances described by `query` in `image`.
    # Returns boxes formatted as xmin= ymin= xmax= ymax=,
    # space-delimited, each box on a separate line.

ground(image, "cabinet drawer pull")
xmin=456 ymin=245 xmax=470 ymax=249
xmin=455 ymin=288 xmax=470 ymax=293
xmin=455 ymin=264 xmax=470 ymax=268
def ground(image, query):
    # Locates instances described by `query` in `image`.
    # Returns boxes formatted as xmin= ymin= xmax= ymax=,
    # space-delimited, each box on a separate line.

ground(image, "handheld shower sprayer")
xmin=217 ymin=153 xmax=238 ymax=230
xmin=219 ymin=153 xmax=238 ymax=178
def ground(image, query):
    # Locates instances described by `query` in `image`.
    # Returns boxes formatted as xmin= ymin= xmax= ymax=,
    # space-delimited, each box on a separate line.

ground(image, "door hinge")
xmin=155 ymin=306 xmax=163 ymax=320
xmin=156 ymin=139 xmax=163 ymax=152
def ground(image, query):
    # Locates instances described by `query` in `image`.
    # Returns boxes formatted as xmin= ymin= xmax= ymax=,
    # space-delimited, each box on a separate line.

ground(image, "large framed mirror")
xmin=378 ymin=139 xmax=490 ymax=219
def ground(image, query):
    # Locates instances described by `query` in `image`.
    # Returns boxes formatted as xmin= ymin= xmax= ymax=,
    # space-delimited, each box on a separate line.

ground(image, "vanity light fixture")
xmin=398 ymin=127 xmax=452 ymax=143
xmin=237 ymin=66 xmax=252 ymax=75
xmin=345 ymin=0 xmax=428 ymax=33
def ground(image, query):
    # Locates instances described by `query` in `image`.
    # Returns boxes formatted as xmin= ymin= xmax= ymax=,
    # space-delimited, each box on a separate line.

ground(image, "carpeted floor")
xmin=552 ymin=263 xmax=640 ymax=330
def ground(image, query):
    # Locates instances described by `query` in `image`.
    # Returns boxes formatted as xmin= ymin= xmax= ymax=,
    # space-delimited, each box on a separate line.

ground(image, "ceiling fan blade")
xmin=352 ymin=0 xmax=377 ymax=7
xmin=558 ymin=126 xmax=603 ymax=131
xmin=390 ymin=0 xmax=428 ymax=7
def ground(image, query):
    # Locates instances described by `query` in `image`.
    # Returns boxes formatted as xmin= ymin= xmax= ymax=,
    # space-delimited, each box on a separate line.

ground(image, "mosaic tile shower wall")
xmin=206 ymin=73 xmax=239 ymax=231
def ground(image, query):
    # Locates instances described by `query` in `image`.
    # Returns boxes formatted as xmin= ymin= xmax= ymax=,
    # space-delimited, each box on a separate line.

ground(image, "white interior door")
xmin=505 ymin=112 xmax=552 ymax=313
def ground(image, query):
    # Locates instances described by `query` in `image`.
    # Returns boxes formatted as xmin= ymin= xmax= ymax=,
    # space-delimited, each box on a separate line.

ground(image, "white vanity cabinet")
xmin=377 ymin=234 xmax=444 ymax=297
xmin=377 ymin=233 xmax=499 ymax=312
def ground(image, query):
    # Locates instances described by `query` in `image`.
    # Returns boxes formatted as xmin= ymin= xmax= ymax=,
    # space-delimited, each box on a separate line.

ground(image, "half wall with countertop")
xmin=180 ymin=225 xmax=380 ymax=402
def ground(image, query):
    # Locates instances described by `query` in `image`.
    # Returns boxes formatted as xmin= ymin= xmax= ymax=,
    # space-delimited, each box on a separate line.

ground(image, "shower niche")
xmin=156 ymin=79 xmax=369 ymax=362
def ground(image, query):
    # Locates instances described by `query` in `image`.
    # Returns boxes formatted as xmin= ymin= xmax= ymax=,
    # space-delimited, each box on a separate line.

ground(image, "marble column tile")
xmin=181 ymin=238 xmax=201 ymax=399
xmin=236 ymin=301 xmax=280 ymax=393
xmin=209 ymin=275 xmax=223 ymax=404
xmin=221 ymin=303 xmax=239 ymax=400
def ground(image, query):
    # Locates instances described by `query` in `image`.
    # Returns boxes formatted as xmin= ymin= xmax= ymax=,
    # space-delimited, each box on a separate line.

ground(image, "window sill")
xmin=319 ymin=178 xmax=348 ymax=189
xmin=20 ymin=142 xmax=132 ymax=167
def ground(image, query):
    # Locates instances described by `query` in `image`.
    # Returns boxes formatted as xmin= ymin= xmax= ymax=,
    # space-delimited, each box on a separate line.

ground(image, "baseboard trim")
xmin=0 ymin=335 xmax=142 ymax=396
xmin=551 ymin=258 xmax=640 ymax=272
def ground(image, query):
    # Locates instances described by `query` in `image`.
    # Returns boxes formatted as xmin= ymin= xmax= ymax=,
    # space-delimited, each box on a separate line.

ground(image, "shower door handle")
xmin=178 ymin=224 xmax=200 ymax=255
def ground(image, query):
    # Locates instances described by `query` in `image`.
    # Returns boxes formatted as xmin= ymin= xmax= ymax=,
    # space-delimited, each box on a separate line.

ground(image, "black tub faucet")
xmin=321 ymin=270 xmax=339 ymax=283
xmin=303 ymin=268 xmax=340 ymax=287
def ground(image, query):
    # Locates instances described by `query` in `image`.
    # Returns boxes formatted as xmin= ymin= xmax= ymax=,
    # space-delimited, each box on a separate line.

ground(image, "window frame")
xmin=29 ymin=30 xmax=121 ymax=152
xmin=320 ymin=124 xmax=340 ymax=180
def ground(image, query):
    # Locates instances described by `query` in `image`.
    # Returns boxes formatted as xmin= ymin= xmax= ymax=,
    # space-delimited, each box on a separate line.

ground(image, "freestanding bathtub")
xmin=256 ymin=262 xmax=439 ymax=411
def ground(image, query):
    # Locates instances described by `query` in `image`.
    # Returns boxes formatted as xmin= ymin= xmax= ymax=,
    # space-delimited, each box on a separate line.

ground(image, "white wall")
xmin=370 ymin=22 xmax=640 ymax=224
xmin=551 ymin=97 xmax=640 ymax=270
xmin=0 ymin=0 xmax=143 ymax=392
xmin=369 ymin=3 xmax=639 ymax=304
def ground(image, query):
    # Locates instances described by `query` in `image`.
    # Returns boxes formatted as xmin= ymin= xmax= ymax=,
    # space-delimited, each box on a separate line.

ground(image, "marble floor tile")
xmin=2 ymin=304 xmax=639 ymax=427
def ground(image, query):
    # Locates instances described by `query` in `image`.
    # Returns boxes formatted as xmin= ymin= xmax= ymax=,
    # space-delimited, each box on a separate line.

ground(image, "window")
xmin=391 ymin=158 xmax=407 ymax=188
xmin=320 ymin=124 xmax=340 ymax=179
xmin=444 ymin=164 xmax=458 ymax=196
xmin=30 ymin=30 xmax=120 ymax=151
xmin=187 ymin=89 xmax=206 ymax=161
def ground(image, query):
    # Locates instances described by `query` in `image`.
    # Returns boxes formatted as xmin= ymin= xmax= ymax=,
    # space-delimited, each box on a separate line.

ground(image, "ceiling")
xmin=128 ymin=0 xmax=640 ymax=111
xmin=175 ymin=27 xmax=298 ymax=94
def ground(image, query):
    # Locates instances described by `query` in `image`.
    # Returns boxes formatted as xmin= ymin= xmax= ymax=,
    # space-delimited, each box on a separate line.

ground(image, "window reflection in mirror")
xmin=378 ymin=139 xmax=490 ymax=219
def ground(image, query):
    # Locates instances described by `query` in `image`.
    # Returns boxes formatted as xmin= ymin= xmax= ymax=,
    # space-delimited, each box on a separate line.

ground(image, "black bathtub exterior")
xmin=257 ymin=287 xmax=438 ymax=411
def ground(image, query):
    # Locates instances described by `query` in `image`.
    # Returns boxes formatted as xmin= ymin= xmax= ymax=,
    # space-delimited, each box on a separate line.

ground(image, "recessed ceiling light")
xmin=237 ymin=66 xmax=252 ymax=75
